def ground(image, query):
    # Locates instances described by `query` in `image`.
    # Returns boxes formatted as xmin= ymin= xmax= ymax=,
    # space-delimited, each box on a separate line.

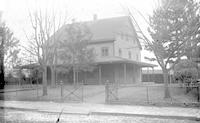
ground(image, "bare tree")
xmin=50 ymin=11 xmax=68 ymax=87
xmin=23 ymin=9 xmax=67 ymax=95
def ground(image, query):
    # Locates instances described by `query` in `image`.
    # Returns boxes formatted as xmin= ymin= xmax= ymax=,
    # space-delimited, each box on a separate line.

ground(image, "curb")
xmin=1 ymin=106 xmax=200 ymax=121
xmin=91 ymin=112 xmax=200 ymax=121
xmin=0 ymin=106 xmax=89 ymax=115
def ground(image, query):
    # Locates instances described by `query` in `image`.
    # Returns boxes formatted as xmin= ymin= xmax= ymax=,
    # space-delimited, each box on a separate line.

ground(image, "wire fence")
xmin=105 ymin=83 xmax=200 ymax=106
xmin=2 ymin=82 xmax=105 ymax=103
xmin=2 ymin=84 xmax=42 ymax=101
xmin=2 ymin=81 xmax=199 ymax=106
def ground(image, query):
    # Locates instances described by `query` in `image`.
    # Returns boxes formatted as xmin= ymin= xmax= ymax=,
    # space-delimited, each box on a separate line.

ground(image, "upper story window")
xmin=119 ymin=48 xmax=122 ymax=56
xmin=125 ymin=35 xmax=129 ymax=41
xmin=128 ymin=51 xmax=132 ymax=59
xmin=101 ymin=47 xmax=109 ymax=57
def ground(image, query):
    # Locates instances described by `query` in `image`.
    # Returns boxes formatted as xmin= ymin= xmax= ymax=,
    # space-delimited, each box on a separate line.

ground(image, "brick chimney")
xmin=93 ymin=14 xmax=97 ymax=21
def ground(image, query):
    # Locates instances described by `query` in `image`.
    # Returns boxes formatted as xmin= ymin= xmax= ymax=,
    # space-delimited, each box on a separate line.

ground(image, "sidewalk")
xmin=0 ymin=100 xmax=200 ymax=120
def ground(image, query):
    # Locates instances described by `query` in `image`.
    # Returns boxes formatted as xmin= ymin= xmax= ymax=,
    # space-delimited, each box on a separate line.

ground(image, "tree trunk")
xmin=51 ymin=45 xmax=57 ymax=87
xmin=0 ymin=28 xmax=5 ymax=101
xmin=0 ymin=60 xmax=4 ymax=89
xmin=0 ymin=50 xmax=4 ymax=90
xmin=51 ymin=66 xmax=56 ymax=87
xmin=42 ymin=66 xmax=48 ymax=96
xmin=163 ymin=69 xmax=171 ymax=98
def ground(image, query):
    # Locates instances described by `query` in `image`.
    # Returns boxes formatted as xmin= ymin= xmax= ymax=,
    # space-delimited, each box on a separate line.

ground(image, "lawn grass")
xmin=110 ymin=84 xmax=199 ymax=106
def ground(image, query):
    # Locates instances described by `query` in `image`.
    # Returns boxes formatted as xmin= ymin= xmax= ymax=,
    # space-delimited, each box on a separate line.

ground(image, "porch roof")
xmin=95 ymin=57 xmax=157 ymax=68
xmin=16 ymin=63 xmax=40 ymax=69
xmin=17 ymin=57 xmax=157 ymax=69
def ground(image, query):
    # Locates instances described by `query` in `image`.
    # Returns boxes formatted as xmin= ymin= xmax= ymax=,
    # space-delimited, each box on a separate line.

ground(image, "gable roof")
xmin=55 ymin=16 xmax=142 ymax=48
xmin=86 ymin=16 xmax=134 ymax=42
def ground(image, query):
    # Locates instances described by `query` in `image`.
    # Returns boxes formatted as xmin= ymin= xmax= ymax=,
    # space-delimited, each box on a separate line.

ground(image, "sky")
xmin=0 ymin=0 xmax=159 ymax=68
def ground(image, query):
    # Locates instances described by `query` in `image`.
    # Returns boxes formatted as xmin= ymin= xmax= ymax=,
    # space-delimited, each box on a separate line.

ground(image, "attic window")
xmin=101 ymin=47 xmax=109 ymax=57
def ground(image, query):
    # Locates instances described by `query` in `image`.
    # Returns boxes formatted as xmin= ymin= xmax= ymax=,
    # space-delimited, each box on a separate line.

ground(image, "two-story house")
xmin=50 ymin=16 xmax=156 ymax=85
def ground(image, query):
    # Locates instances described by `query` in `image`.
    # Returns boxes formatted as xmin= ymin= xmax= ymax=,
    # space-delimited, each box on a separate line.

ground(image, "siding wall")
xmin=114 ymin=35 xmax=141 ymax=61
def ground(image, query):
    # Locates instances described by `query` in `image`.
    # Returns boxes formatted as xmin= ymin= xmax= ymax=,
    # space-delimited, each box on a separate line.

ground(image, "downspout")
xmin=113 ymin=41 xmax=115 ymax=56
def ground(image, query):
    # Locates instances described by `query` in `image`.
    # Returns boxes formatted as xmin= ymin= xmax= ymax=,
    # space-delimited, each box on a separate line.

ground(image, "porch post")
xmin=124 ymin=63 xmax=127 ymax=83
xmin=77 ymin=71 xmax=79 ymax=84
xmin=98 ymin=65 xmax=102 ymax=85
xmin=147 ymin=67 xmax=150 ymax=82
xmin=152 ymin=67 xmax=155 ymax=83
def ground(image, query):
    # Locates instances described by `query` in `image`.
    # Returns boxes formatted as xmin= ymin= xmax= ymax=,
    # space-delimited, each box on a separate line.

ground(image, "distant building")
xmin=142 ymin=69 xmax=175 ymax=83
xmin=142 ymin=69 xmax=163 ymax=83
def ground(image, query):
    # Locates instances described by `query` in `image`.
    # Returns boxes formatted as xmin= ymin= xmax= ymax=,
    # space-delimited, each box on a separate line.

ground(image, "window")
xmin=101 ymin=47 xmax=109 ymax=56
xmin=136 ymin=54 xmax=139 ymax=60
xmin=119 ymin=48 xmax=122 ymax=56
xmin=125 ymin=35 xmax=129 ymax=41
xmin=128 ymin=51 xmax=132 ymax=59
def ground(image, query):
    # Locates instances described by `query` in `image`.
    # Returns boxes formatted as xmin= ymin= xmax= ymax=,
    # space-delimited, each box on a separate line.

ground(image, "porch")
xmin=55 ymin=57 xmax=156 ymax=85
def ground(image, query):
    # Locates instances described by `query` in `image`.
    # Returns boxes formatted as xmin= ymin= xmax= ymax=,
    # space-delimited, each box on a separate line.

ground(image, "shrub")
xmin=174 ymin=59 xmax=198 ymax=84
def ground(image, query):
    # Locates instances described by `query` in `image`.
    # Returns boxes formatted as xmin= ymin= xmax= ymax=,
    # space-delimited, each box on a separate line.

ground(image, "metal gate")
xmin=60 ymin=82 xmax=84 ymax=102
xmin=105 ymin=81 xmax=118 ymax=103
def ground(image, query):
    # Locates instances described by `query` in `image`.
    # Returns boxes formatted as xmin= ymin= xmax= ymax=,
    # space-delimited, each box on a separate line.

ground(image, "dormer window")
xmin=119 ymin=48 xmax=122 ymax=56
xmin=101 ymin=47 xmax=109 ymax=57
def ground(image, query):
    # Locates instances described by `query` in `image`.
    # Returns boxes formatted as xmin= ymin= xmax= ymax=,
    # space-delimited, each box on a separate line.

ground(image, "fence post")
xmin=105 ymin=80 xmax=109 ymax=103
xmin=116 ymin=82 xmax=118 ymax=100
xmin=60 ymin=80 xmax=63 ymax=98
xmin=81 ymin=80 xmax=84 ymax=102
xmin=198 ymin=86 xmax=200 ymax=102
xmin=36 ymin=78 xmax=39 ymax=98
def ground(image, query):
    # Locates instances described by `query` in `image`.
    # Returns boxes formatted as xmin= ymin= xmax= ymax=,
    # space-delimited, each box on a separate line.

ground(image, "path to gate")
xmin=83 ymin=85 xmax=105 ymax=103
